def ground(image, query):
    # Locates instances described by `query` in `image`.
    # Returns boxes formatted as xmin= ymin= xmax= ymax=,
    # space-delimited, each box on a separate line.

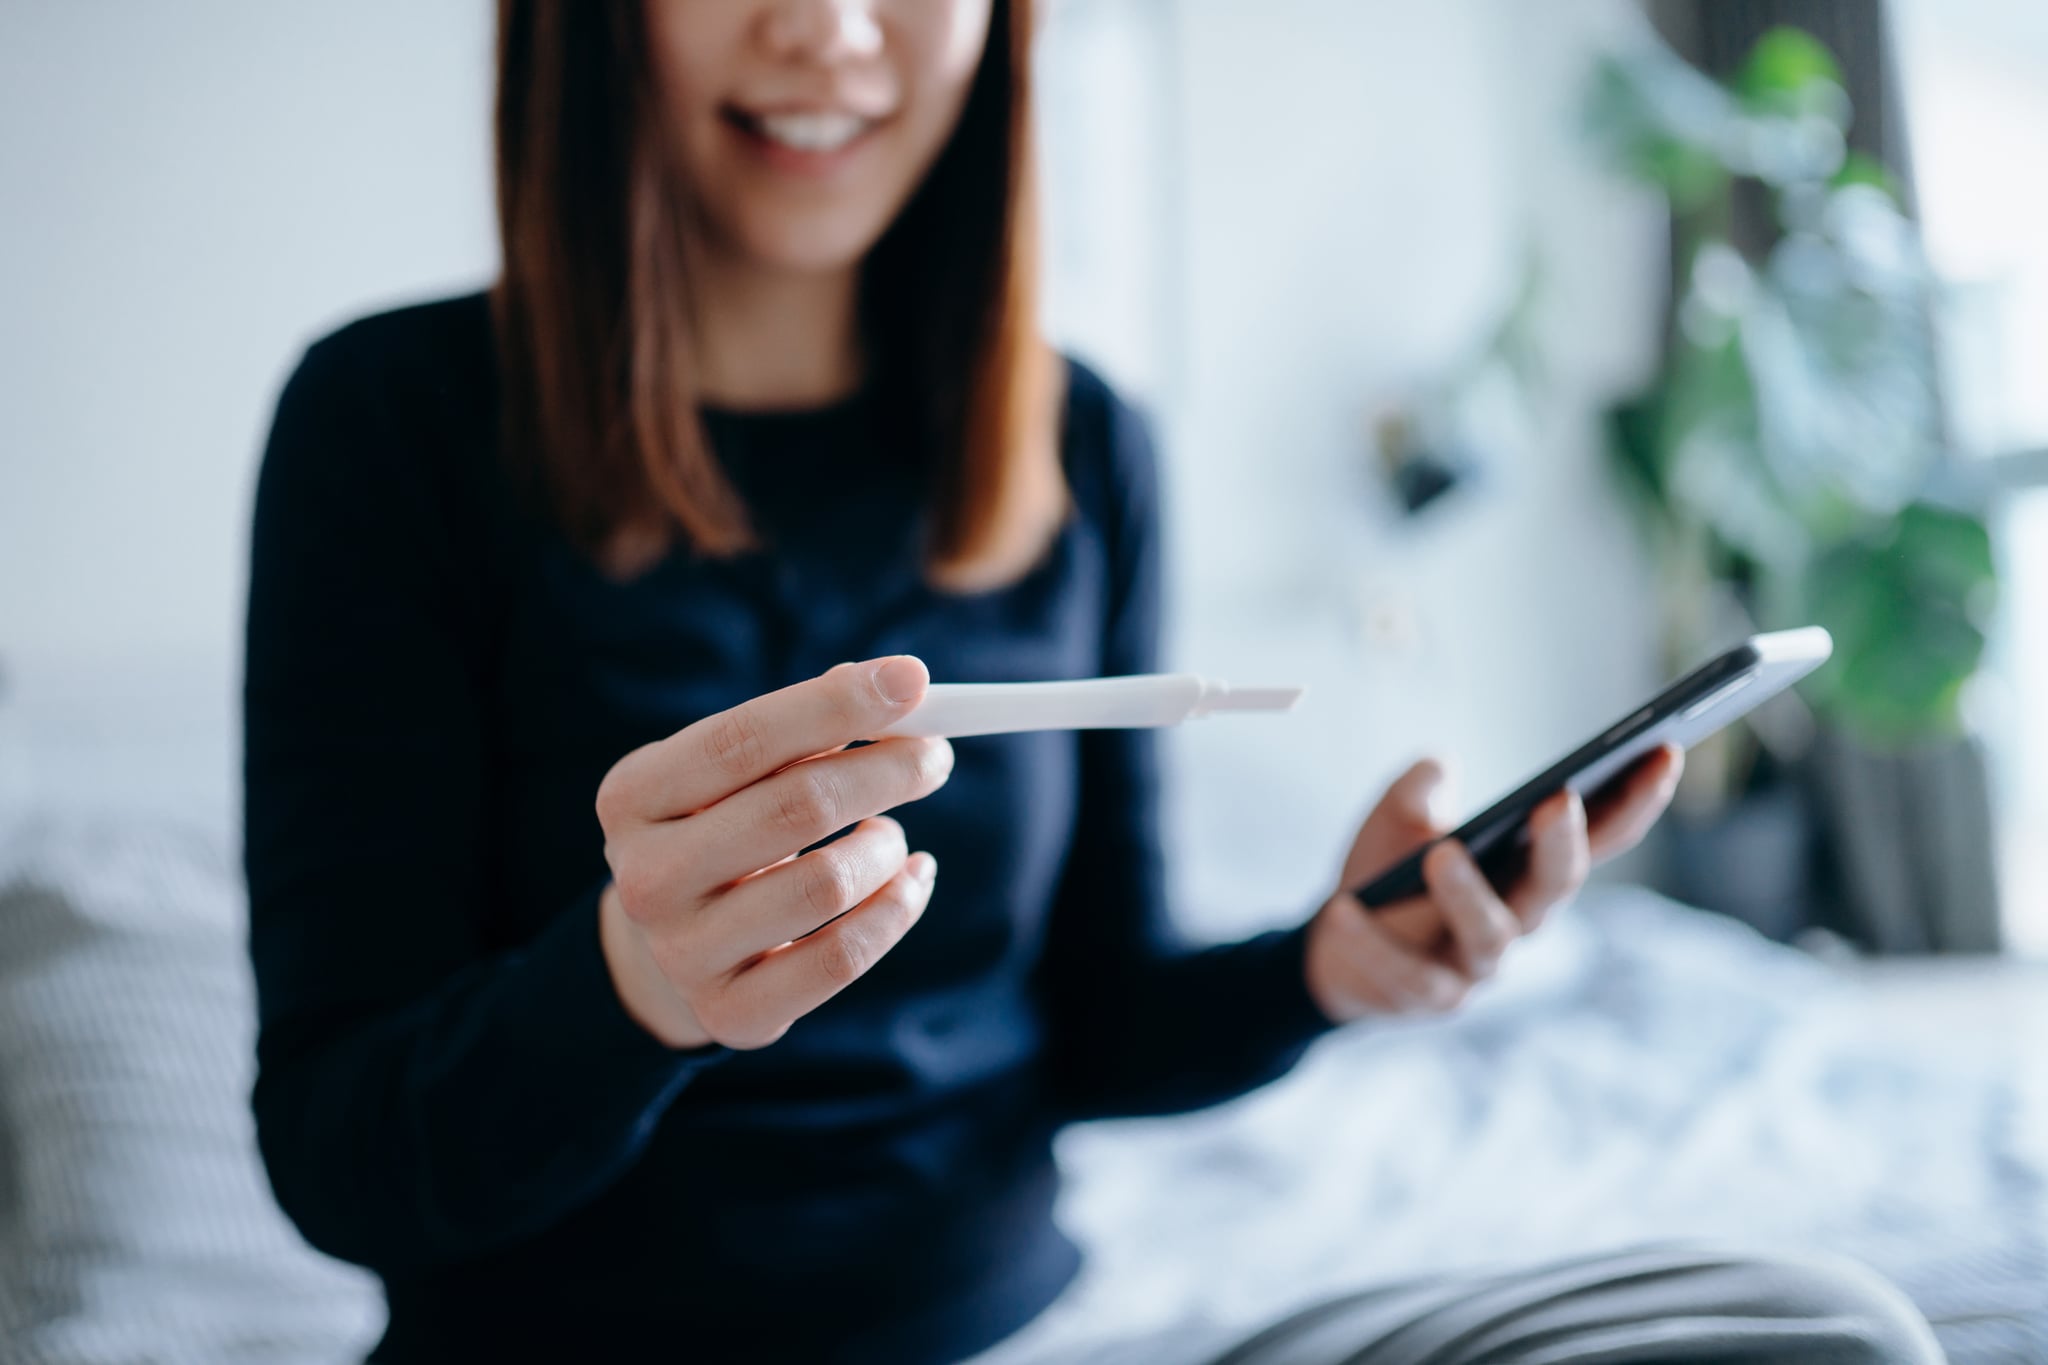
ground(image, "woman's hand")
xmin=594 ymin=657 xmax=953 ymax=1051
xmin=1303 ymin=746 xmax=1683 ymax=1025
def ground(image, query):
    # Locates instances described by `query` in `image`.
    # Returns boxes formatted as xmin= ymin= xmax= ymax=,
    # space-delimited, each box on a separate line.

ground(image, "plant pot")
xmin=1805 ymin=726 xmax=2003 ymax=953
xmin=1659 ymin=781 xmax=1816 ymax=943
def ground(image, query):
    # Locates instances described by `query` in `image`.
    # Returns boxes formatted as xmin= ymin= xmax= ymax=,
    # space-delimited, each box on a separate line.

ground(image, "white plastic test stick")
xmin=877 ymin=674 xmax=1305 ymax=740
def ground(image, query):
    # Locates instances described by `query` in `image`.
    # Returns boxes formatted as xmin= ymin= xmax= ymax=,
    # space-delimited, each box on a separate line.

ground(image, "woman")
xmin=243 ymin=2 xmax=1943 ymax=1362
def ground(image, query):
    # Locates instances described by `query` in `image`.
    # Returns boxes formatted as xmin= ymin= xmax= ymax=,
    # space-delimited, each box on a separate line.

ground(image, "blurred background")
xmin=1 ymin=0 xmax=2039 ymax=951
xmin=2 ymin=2 xmax=2046 ymax=1361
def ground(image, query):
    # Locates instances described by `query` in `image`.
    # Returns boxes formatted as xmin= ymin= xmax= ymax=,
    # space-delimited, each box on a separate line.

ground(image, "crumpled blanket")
xmin=1047 ymin=891 xmax=2048 ymax=1364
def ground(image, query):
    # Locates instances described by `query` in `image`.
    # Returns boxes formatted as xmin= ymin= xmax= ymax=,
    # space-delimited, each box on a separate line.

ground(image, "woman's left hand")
xmin=1303 ymin=745 xmax=1683 ymax=1025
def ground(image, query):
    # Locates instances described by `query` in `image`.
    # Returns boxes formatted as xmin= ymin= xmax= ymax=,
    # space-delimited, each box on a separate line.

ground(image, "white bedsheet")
xmin=1040 ymin=891 xmax=2048 ymax=1363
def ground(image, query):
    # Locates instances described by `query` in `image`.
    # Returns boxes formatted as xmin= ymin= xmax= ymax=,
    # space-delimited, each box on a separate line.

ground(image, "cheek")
xmin=929 ymin=0 xmax=996 ymax=90
xmin=646 ymin=12 xmax=745 ymax=179
xmin=909 ymin=0 xmax=994 ymax=145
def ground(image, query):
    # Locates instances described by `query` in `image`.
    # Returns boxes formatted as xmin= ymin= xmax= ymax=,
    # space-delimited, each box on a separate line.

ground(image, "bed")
xmin=1042 ymin=892 xmax=2048 ymax=1362
xmin=1 ymin=819 xmax=2042 ymax=1363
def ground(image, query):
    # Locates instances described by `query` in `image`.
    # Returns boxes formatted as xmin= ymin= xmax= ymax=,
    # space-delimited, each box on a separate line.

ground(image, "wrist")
xmin=598 ymin=883 xmax=715 ymax=1050
xmin=1303 ymin=897 xmax=1354 ymax=1025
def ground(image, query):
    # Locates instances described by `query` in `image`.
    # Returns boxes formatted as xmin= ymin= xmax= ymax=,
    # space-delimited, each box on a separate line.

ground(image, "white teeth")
xmin=753 ymin=111 xmax=869 ymax=153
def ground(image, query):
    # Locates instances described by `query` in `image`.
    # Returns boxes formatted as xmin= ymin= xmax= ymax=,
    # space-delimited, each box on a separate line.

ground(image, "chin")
xmin=722 ymin=209 xmax=896 ymax=278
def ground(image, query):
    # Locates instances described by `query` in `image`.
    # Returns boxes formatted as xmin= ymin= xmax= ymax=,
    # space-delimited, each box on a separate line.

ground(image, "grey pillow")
xmin=0 ymin=818 xmax=381 ymax=1365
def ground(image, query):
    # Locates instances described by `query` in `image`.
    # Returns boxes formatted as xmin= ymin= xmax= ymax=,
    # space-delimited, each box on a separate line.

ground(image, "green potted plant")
xmin=1584 ymin=27 xmax=2002 ymax=946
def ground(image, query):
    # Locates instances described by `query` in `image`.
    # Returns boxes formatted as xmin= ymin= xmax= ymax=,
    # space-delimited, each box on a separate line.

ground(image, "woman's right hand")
xmin=594 ymin=656 xmax=953 ymax=1051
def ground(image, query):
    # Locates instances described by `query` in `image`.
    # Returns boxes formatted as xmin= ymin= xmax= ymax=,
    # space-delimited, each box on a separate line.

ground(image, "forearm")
xmin=1040 ymin=917 xmax=1335 ymax=1123
xmin=254 ymin=885 xmax=725 ymax=1276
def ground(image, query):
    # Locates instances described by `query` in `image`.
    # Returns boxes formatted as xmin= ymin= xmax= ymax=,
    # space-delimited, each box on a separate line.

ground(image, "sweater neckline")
xmin=699 ymin=385 xmax=873 ymax=433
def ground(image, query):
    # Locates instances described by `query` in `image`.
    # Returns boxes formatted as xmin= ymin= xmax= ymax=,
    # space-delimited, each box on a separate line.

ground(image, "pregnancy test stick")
xmin=877 ymin=674 xmax=1304 ymax=740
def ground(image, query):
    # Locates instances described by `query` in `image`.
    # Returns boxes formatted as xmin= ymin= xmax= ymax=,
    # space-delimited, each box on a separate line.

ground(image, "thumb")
xmin=1383 ymin=758 xmax=1452 ymax=826
xmin=1343 ymin=757 xmax=1454 ymax=885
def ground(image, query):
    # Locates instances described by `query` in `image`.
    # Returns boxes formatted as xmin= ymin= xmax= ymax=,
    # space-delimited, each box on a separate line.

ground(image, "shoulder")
xmin=285 ymin=290 xmax=495 ymax=419
xmin=1058 ymin=353 xmax=1159 ymax=535
xmin=262 ymin=291 xmax=497 ymax=501
xmin=255 ymin=291 xmax=503 ymax=573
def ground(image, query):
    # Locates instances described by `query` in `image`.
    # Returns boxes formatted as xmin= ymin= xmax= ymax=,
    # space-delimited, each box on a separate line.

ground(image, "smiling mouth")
xmin=725 ymin=108 xmax=880 ymax=155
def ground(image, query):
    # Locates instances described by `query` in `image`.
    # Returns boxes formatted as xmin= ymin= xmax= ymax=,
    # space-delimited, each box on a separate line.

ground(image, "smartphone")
xmin=1352 ymin=626 xmax=1833 ymax=909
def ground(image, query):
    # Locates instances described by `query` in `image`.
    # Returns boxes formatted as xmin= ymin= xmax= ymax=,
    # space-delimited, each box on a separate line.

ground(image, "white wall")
xmin=0 ymin=2 xmax=498 ymax=833
xmin=1114 ymin=0 xmax=1670 ymax=934
xmin=1 ymin=1 xmax=1667 ymax=926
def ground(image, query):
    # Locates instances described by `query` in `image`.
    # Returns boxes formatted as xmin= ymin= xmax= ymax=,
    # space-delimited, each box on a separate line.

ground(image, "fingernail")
xmin=1424 ymin=841 xmax=1457 ymax=881
xmin=874 ymin=655 xmax=927 ymax=705
xmin=908 ymin=852 xmax=938 ymax=885
xmin=1421 ymin=760 xmax=1458 ymax=826
xmin=1539 ymin=791 xmax=1580 ymax=836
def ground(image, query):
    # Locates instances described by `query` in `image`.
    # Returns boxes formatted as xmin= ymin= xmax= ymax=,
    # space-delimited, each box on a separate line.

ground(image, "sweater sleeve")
xmin=242 ymin=331 xmax=725 ymax=1279
xmin=1032 ymin=373 xmax=1337 ymax=1124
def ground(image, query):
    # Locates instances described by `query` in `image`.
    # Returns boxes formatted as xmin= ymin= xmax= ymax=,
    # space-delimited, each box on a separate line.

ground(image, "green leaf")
xmin=1803 ymin=502 xmax=1995 ymax=744
xmin=1892 ymin=502 xmax=1997 ymax=604
xmin=1606 ymin=395 xmax=1669 ymax=512
xmin=1584 ymin=51 xmax=1733 ymax=210
xmin=1642 ymin=139 xmax=1730 ymax=209
xmin=1831 ymin=150 xmax=1900 ymax=201
xmin=1666 ymin=331 xmax=1758 ymax=451
xmin=1736 ymin=27 xmax=1845 ymax=116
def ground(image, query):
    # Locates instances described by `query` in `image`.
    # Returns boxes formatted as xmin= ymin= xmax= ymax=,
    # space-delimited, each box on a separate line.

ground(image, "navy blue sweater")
xmin=243 ymin=293 xmax=1335 ymax=1364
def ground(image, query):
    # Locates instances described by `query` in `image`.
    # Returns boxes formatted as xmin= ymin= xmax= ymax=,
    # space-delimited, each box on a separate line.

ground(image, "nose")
xmin=761 ymin=0 xmax=884 ymax=65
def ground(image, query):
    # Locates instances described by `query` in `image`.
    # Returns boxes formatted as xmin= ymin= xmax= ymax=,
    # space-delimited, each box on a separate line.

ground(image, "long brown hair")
xmin=492 ymin=0 xmax=1063 ymax=591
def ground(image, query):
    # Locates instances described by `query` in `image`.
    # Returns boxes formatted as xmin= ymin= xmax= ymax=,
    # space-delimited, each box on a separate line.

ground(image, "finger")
xmin=787 ymin=741 xmax=856 ymax=764
xmin=722 ymin=853 xmax=938 ymax=1043
xmin=598 ymin=656 xmax=931 ymax=826
xmin=1374 ymin=897 xmax=1452 ymax=956
xmin=709 ymin=816 xmax=910 ymax=963
xmin=1585 ymin=743 xmax=1679 ymax=827
xmin=1499 ymin=790 xmax=1589 ymax=931
xmin=1585 ymin=743 xmax=1683 ymax=862
xmin=1328 ymin=893 xmax=1469 ymax=1012
xmin=1422 ymin=841 xmax=1524 ymax=979
xmin=685 ymin=735 xmax=953 ymax=889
